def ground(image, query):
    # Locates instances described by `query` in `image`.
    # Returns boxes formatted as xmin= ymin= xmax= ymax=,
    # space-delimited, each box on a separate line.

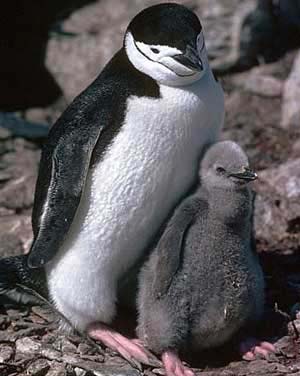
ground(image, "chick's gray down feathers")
xmin=137 ymin=141 xmax=264 ymax=354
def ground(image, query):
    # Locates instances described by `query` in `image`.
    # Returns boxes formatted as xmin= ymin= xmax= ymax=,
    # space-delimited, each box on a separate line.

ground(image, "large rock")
xmin=231 ymin=68 xmax=283 ymax=97
xmin=0 ymin=215 xmax=32 ymax=256
xmin=281 ymin=50 xmax=300 ymax=129
xmin=0 ymin=140 xmax=40 ymax=211
xmin=46 ymin=0 xmax=149 ymax=101
xmin=254 ymin=158 xmax=300 ymax=251
xmin=213 ymin=0 xmax=300 ymax=74
xmin=0 ymin=136 xmax=39 ymax=257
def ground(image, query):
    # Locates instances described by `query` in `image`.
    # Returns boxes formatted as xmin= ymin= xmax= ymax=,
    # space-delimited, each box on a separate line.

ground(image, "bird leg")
xmin=162 ymin=349 xmax=195 ymax=376
xmin=87 ymin=323 xmax=161 ymax=370
xmin=239 ymin=337 xmax=276 ymax=360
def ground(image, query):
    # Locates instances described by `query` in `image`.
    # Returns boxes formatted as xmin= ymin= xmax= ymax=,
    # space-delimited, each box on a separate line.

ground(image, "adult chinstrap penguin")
xmin=0 ymin=2 xmax=224 ymax=368
xmin=137 ymin=141 xmax=275 ymax=376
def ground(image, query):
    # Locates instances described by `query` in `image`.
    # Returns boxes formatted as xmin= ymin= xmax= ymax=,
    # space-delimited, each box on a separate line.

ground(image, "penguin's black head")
xmin=124 ymin=3 xmax=208 ymax=86
xmin=200 ymin=141 xmax=257 ymax=190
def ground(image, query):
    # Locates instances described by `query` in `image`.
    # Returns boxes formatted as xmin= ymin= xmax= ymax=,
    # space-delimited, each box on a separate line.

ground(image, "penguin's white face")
xmin=125 ymin=31 xmax=208 ymax=87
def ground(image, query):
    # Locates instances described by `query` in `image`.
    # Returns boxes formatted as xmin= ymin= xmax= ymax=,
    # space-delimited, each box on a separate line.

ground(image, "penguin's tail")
xmin=0 ymin=254 xmax=48 ymax=306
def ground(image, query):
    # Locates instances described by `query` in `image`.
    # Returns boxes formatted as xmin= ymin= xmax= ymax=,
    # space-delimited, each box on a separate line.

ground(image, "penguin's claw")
xmin=162 ymin=350 xmax=195 ymax=376
xmin=87 ymin=323 xmax=161 ymax=369
xmin=239 ymin=337 xmax=276 ymax=361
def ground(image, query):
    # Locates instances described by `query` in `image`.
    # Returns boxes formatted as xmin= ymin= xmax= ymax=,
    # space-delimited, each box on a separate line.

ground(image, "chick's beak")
xmin=173 ymin=45 xmax=203 ymax=72
xmin=229 ymin=167 xmax=258 ymax=181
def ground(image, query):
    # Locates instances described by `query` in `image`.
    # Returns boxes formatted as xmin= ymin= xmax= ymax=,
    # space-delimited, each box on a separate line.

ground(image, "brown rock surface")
xmin=0 ymin=135 xmax=39 ymax=256
xmin=232 ymin=72 xmax=283 ymax=97
xmin=255 ymin=159 xmax=300 ymax=251
xmin=281 ymin=50 xmax=300 ymax=129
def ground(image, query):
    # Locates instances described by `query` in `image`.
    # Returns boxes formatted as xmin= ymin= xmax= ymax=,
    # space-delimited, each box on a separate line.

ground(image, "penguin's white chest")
xmin=47 ymin=73 xmax=224 ymax=330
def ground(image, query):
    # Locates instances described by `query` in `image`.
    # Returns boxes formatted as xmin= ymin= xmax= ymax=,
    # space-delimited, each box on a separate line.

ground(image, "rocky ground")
xmin=0 ymin=0 xmax=300 ymax=375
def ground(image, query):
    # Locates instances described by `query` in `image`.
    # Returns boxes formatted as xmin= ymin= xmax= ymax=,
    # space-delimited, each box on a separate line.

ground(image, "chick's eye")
xmin=216 ymin=166 xmax=226 ymax=174
xmin=151 ymin=47 xmax=160 ymax=54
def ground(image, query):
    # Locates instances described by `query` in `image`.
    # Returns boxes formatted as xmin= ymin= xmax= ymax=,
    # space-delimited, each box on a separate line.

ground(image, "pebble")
xmin=74 ymin=367 xmax=87 ymax=376
xmin=26 ymin=358 xmax=50 ymax=376
xmin=0 ymin=344 xmax=13 ymax=363
xmin=15 ymin=337 xmax=42 ymax=354
xmin=42 ymin=362 xmax=67 ymax=376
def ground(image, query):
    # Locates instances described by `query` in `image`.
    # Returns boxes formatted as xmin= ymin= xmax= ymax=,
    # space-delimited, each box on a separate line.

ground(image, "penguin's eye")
xmin=150 ymin=48 xmax=160 ymax=54
xmin=216 ymin=166 xmax=226 ymax=174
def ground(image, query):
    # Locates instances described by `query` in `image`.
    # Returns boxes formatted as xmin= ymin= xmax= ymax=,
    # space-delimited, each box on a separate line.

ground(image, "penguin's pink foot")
xmin=239 ymin=337 xmax=276 ymax=361
xmin=87 ymin=323 xmax=161 ymax=370
xmin=162 ymin=350 xmax=195 ymax=376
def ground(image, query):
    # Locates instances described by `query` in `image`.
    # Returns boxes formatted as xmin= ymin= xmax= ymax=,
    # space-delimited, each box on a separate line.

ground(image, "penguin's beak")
xmin=229 ymin=167 xmax=258 ymax=181
xmin=173 ymin=45 xmax=203 ymax=72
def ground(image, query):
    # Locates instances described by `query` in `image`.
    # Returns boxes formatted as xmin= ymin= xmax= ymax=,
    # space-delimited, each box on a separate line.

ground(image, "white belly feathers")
xmin=46 ymin=71 xmax=224 ymax=331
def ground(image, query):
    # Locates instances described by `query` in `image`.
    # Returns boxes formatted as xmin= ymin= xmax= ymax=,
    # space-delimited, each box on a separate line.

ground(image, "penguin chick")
xmin=137 ymin=141 xmax=275 ymax=376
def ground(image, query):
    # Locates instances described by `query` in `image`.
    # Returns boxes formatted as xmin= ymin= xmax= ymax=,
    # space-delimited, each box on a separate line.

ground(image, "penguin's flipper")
xmin=151 ymin=195 xmax=206 ymax=297
xmin=28 ymin=86 xmax=116 ymax=268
